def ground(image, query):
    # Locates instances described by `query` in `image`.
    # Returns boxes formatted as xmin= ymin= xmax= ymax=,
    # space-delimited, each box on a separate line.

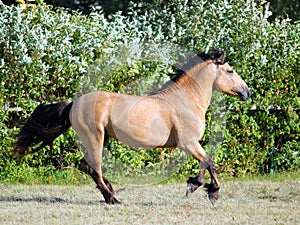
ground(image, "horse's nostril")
xmin=248 ymin=88 xmax=252 ymax=98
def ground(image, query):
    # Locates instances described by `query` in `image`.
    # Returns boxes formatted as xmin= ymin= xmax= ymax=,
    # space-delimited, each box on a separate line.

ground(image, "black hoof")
xmin=105 ymin=196 xmax=121 ymax=205
xmin=204 ymin=183 xmax=220 ymax=205
xmin=186 ymin=183 xmax=199 ymax=197
xmin=186 ymin=177 xmax=202 ymax=197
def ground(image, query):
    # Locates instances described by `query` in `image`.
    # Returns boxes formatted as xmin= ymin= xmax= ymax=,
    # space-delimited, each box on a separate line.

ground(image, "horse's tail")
xmin=13 ymin=101 xmax=73 ymax=157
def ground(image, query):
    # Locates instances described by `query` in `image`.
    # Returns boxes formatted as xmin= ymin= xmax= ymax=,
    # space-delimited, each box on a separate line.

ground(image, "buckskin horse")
xmin=14 ymin=50 xmax=251 ymax=205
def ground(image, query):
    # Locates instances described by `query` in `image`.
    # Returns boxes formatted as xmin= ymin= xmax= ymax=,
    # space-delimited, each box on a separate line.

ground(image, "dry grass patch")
xmin=0 ymin=179 xmax=299 ymax=224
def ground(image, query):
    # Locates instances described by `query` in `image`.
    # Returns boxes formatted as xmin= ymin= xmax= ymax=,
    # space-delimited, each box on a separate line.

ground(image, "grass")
xmin=1 ymin=173 xmax=299 ymax=224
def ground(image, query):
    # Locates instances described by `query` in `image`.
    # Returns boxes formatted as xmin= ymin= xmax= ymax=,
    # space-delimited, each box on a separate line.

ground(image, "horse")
xmin=14 ymin=50 xmax=251 ymax=205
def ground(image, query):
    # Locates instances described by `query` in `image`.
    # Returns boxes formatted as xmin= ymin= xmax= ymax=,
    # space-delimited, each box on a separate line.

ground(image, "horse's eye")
xmin=227 ymin=70 xmax=234 ymax=74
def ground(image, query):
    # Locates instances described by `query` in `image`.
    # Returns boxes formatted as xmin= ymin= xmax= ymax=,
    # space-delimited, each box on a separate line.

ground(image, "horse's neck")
xmin=157 ymin=62 xmax=215 ymax=117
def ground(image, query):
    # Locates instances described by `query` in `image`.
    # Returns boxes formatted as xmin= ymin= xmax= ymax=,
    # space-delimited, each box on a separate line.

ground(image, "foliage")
xmin=267 ymin=0 xmax=300 ymax=21
xmin=6 ymin=0 xmax=300 ymax=22
xmin=0 ymin=0 xmax=299 ymax=183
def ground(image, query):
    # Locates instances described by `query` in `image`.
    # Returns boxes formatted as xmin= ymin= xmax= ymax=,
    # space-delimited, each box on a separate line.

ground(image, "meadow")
xmin=1 ymin=174 xmax=299 ymax=224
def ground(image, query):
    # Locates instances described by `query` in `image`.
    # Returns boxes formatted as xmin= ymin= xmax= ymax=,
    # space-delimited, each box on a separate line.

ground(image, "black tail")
xmin=14 ymin=101 xmax=73 ymax=157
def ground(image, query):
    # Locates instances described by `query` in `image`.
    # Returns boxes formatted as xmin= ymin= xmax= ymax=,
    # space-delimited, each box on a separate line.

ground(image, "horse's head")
xmin=212 ymin=51 xmax=251 ymax=101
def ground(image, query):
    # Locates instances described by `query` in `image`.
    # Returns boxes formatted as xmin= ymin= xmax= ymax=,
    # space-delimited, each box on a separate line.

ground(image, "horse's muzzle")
xmin=236 ymin=87 xmax=251 ymax=101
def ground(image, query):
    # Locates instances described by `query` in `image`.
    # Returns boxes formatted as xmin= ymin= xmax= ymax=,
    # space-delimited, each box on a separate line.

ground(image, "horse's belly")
xmin=109 ymin=118 xmax=171 ymax=148
xmin=108 ymin=96 xmax=174 ymax=148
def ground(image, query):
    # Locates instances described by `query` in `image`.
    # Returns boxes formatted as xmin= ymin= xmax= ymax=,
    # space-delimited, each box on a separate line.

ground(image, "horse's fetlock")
xmin=187 ymin=176 xmax=202 ymax=186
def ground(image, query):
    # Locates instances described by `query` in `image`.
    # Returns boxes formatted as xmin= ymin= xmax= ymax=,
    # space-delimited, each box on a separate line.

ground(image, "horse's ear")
xmin=216 ymin=50 xmax=226 ymax=64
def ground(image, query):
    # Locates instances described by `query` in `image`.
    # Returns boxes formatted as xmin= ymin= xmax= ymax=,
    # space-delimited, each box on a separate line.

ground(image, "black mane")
xmin=171 ymin=50 xmax=225 ymax=83
xmin=151 ymin=50 xmax=225 ymax=94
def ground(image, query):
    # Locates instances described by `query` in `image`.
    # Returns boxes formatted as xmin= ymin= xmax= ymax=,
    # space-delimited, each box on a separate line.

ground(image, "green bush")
xmin=0 ymin=0 xmax=299 ymax=183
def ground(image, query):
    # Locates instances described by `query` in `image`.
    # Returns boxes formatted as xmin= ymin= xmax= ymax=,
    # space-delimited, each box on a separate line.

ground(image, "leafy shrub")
xmin=0 ymin=0 xmax=299 ymax=183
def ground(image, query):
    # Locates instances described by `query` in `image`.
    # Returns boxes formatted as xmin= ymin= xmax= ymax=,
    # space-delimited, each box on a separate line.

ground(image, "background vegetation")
xmin=0 ymin=0 xmax=299 ymax=184
xmin=4 ymin=0 xmax=300 ymax=21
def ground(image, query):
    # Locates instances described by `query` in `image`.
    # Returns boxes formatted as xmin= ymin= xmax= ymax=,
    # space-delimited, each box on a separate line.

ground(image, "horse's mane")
xmin=151 ymin=50 xmax=226 ymax=95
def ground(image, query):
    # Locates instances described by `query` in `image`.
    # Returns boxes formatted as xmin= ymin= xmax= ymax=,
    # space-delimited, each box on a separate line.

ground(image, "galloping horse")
xmin=14 ymin=50 xmax=251 ymax=205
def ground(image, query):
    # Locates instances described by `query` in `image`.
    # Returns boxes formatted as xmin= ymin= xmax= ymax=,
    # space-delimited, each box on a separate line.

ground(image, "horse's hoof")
xmin=186 ymin=183 xmax=192 ymax=197
xmin=208 ymin=191 xmax=218 ymax=205
xmin=186 ymin=177 xmax=203 ymax=197
xmin=186 ymin=182 xmax=200 ymax=197
xmin=113 ymin=198 xmax=121 ymax=204
xmin=109 ymin=197 xmax=121 ymax=205
xmin=204 ymin=183 xmax=219 ymax=205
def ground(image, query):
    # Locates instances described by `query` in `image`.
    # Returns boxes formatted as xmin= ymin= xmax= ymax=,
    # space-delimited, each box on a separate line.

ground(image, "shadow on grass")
xmin=0 ymin=196 xmax=176 ymax=207
xmin=0 ymin=196 xmax=105 ymax=205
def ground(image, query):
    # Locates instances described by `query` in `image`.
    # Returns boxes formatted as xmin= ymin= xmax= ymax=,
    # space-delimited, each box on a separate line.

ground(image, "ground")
xmin=1 ymin=179 xmax=299 ymax=224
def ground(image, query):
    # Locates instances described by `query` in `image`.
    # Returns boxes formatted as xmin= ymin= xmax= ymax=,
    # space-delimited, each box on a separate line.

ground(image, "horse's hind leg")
xmin=80 ymin=158 xmax=115 ymax=195
xmin=74 ymin=123 xmax=120 ymax=204
xmin=80 ymin=158 xmax=120 ymax=204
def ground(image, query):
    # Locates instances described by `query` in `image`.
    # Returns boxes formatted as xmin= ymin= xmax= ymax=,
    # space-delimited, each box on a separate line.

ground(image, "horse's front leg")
xmin=185 ymin=143 xmax=208 ymax=195
xmin=184 ymin=142 xmax=220 ymax=205
xmin=203 ymin=159 xmax=220 ymax=205
xmin=186 ymin=162 xmax=206 ymax=196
